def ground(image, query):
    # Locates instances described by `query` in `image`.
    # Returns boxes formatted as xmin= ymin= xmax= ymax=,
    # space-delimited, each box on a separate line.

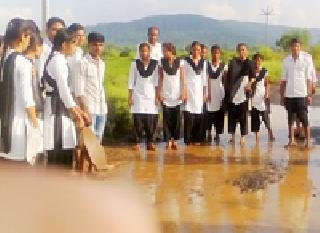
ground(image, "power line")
xmin=261 ymin=6 xmax=274 ymax=46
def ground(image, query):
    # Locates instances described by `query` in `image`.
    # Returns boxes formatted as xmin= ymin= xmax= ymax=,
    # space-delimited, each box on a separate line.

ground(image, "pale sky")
xmin=1 ymin=0 xmax=320 ymax=33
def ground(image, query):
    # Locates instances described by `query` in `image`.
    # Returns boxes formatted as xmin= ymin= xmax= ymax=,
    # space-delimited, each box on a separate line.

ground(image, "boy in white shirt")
xmin=79 ymin=32 xmax=107 ymax=143
xmin=67 ymin=23 xmax=85 ymax=98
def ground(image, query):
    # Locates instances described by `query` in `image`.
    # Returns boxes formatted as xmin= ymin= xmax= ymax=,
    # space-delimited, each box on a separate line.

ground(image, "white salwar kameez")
xmin=43 ymin=51 xmax=77 ymax=151
xmin=0 ymin=49 xmax=35 ymax=161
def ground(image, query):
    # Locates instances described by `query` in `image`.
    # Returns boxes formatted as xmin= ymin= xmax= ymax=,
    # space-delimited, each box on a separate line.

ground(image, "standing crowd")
xmin=0 ymin=17 xmax=316 ymax=166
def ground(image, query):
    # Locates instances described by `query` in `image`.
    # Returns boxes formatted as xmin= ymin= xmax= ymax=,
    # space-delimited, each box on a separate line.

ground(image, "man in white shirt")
xmin=79 ymin=32 xmax=107 ymax=143
xmin=67 ymin=23 xmax=85 ymax=97
xmin=135 ymin=26 xmax=162 ymax=61
xmin=37 ymin=17 xmax=65 ymax=83
xmin=280 ymin=38 xmax=313 ymax=149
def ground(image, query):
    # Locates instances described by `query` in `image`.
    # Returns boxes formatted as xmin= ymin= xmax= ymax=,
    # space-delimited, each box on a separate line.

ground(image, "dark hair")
xmin=162 ymin=43 xmax=176 ymax=55
xmin=53 ymin=29 xmax=75 ymax=51
xmin=211 ymin=44 xmax=221 ymax=52
xmin=68 ymin=23 xmax=85 ymax=34
xmin=236 ymin=42 xmax=248 ymax=51
xmin=252 ymin=52 xmax=264 ymax=60
xmin=0 ymin=35 xmax=4 ymax=47
xmin=290 ymin=38 xmax=301 ymax=46
xmin=148 ymin=26 xmax=160 ymax=35
xmin=88 ymin=32 xmax=105 ymax=44
xmin=191 ymin=41 xmax=201 ymax=48
xmin=139 ymin=42 xmax=150 ymax=51
xmin=47 ymin=17 xmax=65 ymax=29
xmin=25 ymin=33 xmax=43 ymax=54
xmin=200 ymin=44 xmax=207 ymax=50
xmin=26 ymin=19 xmax=40 ymax=35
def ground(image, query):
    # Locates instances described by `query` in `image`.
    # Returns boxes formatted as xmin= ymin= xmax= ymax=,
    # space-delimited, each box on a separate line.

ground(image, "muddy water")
xmin=1 ymin=105 xmax=320 ymax=233
xmin=105 ymin=105 xmax=320 ymax=233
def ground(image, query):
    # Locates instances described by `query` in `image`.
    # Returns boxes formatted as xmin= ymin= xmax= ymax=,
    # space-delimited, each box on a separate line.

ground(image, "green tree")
xmin=276 ymin=29 xmax=310 ymax=51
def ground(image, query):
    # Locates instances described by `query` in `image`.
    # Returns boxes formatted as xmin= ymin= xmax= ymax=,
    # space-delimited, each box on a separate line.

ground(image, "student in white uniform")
xmin=158 ymin=43 xmax=185 ymax=150
xmin=135 ymin=26 xmax=162 ymax=61
xmin=43 ymin=29 xmax=86 ymax=165
xmin=251 ymin=53 xmax=275 ymax=143
xmin=0 ymin=18 xmax=39 ymax=161
xmin=24 ymin=32 xmax=45 ymax=163
xmin=79 ymin=32 xmax=107 ymax=143
xmin=128 ymin=43 xmax=159 ymax=151
xmin=207 ymin=44 xmax=228 ymax=143
xmin=67 ymin=23 xmax=85 ymax=97
xmin=201 ymin=44 xmax=210 ymax=142
xmin=280 ymin=38 xmax=313 ymax=149
xmin=184 ymin=41 xmax=207 ymax=145
xmin=37 ymin=17 xmax=65 ymax=89
xmin=226 ymin=43 xmax=255 ymax=146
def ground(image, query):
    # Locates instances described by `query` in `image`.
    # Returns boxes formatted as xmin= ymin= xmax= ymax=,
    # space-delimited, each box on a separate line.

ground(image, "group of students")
xmin=0 ymin=17 xmax=108 ymax=164
xmin=128 ymin=26 xmax=284 ymax=151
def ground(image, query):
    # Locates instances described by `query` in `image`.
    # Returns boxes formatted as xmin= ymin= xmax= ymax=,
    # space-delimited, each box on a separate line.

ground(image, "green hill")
xmin=87 ymin=14 xmax=320 ymax=49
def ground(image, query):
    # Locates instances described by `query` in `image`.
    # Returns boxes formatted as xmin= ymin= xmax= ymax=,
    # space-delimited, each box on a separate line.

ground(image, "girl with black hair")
xmin=158 ymin=43 xmax=185 ymax=150
xmin=43 ymin=29 xmax=86 ymax=165
xmin=183 ymin=41 xmax=207 ymax=145
xmin=128 ymin=43 xmax=159 ymax=151
xmin=0 ymin=18 xmax=38 ymax=161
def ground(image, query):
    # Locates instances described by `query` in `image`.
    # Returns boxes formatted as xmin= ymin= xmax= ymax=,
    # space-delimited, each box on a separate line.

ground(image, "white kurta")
xmin=161 ymin=60 xmax=184 ymax=107
xmin=207 ymin=61 xmax=227 ymax=112
xmin=67 ymin=47 xmax=83 ymax=96
xmin=232 ymin=76 xmax=249 ymax=105
xmin=128 ymin=60 xmax=159 ymax=114
xmin=43 ymin=52 xmax=77 ymax=151
xmin=0 ymin=49 xmax=35 ymax=161
xmin=252 ymin=68 xmax=268 ymax=111
xmin=79 ymin=54 xmax=107 ymax=115
xmin=184 ymin=58 xmax=207 ymax=114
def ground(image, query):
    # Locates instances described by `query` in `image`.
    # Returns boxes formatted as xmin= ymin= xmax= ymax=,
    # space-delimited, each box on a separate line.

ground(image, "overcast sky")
xmin=1 ymin=0 xmax=320 ymax=33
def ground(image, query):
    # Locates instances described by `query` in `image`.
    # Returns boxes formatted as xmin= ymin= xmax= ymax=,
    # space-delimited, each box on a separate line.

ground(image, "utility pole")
xmin=42 ymin=0 xmax=49 ymax=37
xmin=261 ymin=6 xmax=274 ymax=46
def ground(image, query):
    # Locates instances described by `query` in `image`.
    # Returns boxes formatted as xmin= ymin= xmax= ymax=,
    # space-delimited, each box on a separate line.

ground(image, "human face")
xmin=163 ymin=47 xmax=174 ymax=60
xmin=47 ymin=22 xmax=65 ymax=43
xmin=21 ymin=32 xmax=31 ymax=51
xmin=139 ymin=45 xmax=150 ymax=61
xmin=75 ymin=29 xmax=85 ymax=47
xmin=148 ymin=28 xmax=159 ymax=45
xmin=211 ymin=49 xmax=221 ymax=62
xmin=89 ymin=42 xmax=104 ymax=58
xmin=201 ymin=47 xmax=207 ymax=60
xmin=63 ymin=40 xmax=76 ymax=57
xmin=254 ymin=57 xmax=262 ymax=70
xmin=237 ymin=45 xmax=248 ymax=60
xmin=291 ymin=42 xmax=301 ymax=59
xmin=191 ymin=44 xmax=201 ymax=60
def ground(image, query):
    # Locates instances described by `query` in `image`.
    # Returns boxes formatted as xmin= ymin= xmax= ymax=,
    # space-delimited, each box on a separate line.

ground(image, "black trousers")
xmin=47 ymin=149 xmax=73 ymax=166
xmin=163 ymin=105 xmax=181 ymax=141
xmin=251 ymin=107 xmax=271 ymax=132
xmin=228 ymin=101 xmax=248 ymax=136
xmin=184 ymin=112 xmax=204 ymax=143
xmin=285 ymin=97 xmax=309 ymax=127
xmin=208 ymin=106 xmax=225 ymax=135
xmin=133 ymin=114 xmax=157 ymax=144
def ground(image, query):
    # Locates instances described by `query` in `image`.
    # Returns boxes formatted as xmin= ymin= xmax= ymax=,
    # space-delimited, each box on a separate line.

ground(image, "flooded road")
xmin=105 ymin=105 xmax=320 ymax=233
xmin=0 ymin=105 xmax=320 ymax=233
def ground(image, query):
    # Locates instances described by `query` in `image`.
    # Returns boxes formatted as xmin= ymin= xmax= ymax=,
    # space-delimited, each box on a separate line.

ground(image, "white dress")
xmin=252 ymin=68 xmax=268 ymax=111
xmin=207 ymin=61 xmax=227 ymax=112
xmin=0 ymin=49 xmax=35 ymax=161
xmin=43 ymin=51 xmax=77 ymax=151
xmin=67 ymin=47 xmax=83 ymax=96
xmin=128 ymin=60 xmax=159 ymax=114
xmin=161 ymin=59 xmax=184 ymax=107
xmin=184 ymin=57 xmax=207 ymax=114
